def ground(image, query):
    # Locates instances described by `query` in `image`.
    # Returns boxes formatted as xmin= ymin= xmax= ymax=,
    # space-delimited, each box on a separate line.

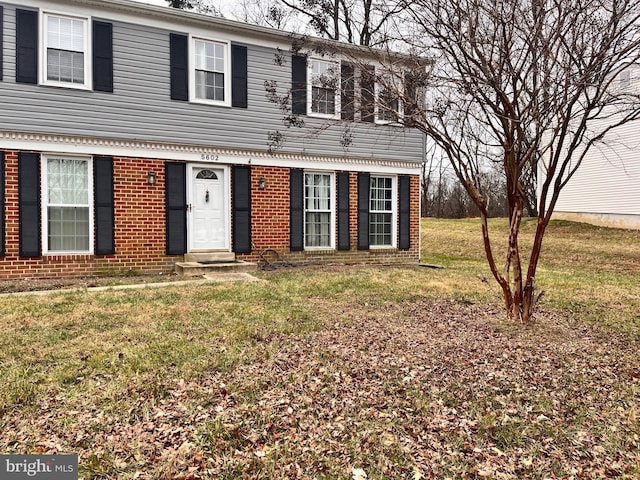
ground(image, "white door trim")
xmin=186 ymin=163 xmax=231 ymax=252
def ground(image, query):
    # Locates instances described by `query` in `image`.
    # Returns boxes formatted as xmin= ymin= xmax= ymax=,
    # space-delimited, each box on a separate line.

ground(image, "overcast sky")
xmin=130 ymin=0 xmax=307 ymax=36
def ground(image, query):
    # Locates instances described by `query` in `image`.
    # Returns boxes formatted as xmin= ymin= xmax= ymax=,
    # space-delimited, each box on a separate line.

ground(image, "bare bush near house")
xmin=392 ymin=0 xmax=640 ymax=321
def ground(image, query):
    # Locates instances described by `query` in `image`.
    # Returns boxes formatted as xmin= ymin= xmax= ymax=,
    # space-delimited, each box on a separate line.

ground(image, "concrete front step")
xmin=174 ymin=260 xmax=257 ymax=277
xmin=184 ymin=252 xmax=236 ymax=263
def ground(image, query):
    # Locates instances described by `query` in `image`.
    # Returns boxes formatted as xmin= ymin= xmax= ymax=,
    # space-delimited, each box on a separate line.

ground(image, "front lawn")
xmin=1 ymin=219 xmax=638 ymax=479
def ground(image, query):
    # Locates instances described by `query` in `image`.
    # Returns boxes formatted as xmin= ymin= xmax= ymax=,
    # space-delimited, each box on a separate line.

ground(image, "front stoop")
xmin=175 ymin=252 xmax=257 ymax=277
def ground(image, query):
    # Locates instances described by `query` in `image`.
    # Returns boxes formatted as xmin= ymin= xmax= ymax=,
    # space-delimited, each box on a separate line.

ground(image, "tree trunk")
xmin=506 ymin=205 xmax=524 ymax=320
xmin=519 ymin=215 xmax=549 ymax=322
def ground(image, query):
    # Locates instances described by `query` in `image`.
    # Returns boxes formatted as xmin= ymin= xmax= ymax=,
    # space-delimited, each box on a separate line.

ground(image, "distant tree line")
xmin=421 ymin=158 xmax=537 ymax=219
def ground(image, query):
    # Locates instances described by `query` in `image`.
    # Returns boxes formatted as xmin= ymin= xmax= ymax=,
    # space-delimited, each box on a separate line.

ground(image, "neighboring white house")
xmin=540 ymin=66 xmax=640 ymax=230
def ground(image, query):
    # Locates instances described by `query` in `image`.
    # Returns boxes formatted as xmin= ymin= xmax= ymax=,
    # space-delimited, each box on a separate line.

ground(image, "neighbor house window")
xmin=192 ymin=37 xmax=229 ymax=105
xmin=369 ymin=176 xmax=395 ymax=247
xmin=376 ymin=72 xmax=402 ymax=123
xmin=305 ymin=172 xmax=333 ymax=248
xmin=43 ymin=156 xmax=93 ymax=253
xmin=309 ymin=59 xmax=339 ymax=117
xmin=43 ymin=13 xmax=90 ymax=87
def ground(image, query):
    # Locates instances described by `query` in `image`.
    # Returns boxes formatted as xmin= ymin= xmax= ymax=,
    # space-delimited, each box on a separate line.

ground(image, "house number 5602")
xmin=200 ymin=154 xmax=219 ymax=161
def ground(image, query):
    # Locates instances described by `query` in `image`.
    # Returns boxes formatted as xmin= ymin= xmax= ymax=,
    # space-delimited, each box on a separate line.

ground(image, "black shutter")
xmin=93 ymin=21 xmax=113 ymax=93
xmin=18 ymin=152 xmax=41 ymax=257
xmin=357 ymin=172 xmax=370 ymax=250
xmin=337 ymin=172 xmax=350 ymax=250
xmin=16 ymin=9 xmax=38 ymax=84
xmin=0 ymin=152 xmax=4 ymax=256
xmin=0 ymin=7 xmax=4 ymax=82
xmin=290 ymin=168 xmax=304 ymax=251
xmin=165 ymin=162 xmax=187 ymax=255
xmin=361 ymin=65 xmax=375 ymax=123
xmin=291 ymin=54 xmax=307 ymax=115
xmin=341 ymin=62 xmax=354 ymax=121
xmin=399 ymin=175 xmax=411 ymax=250
xmin=170 ymin=33 xmax=188 ymax=101
xmin=94 ymin=156 xmax=115 ymax=255
xmin=231 ymin=44 xmax=248 ymax=108
xmin=232 ymin=165 xmax=252 ymax=253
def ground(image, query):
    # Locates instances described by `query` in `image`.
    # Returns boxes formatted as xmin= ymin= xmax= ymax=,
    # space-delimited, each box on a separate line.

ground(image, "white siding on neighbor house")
xmin=545 ymin=118 xmax=640 ymax=217
xmin=0 ymin=2 xmax=425 ymax=164
xmin=539 ymin=64 xmax=640 ymax=225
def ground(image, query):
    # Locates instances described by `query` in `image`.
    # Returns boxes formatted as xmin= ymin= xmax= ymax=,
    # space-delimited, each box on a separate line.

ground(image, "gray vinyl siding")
xmin=0 ymin=4 xmax=424 ymax=163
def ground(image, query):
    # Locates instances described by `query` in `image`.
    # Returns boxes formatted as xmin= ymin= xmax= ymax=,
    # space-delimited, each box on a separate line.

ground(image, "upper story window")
xmin=376 ymin=72 xmax=402 ymax=124
xmin=191 ymin=37 xmax=230 ymax=106
xmin=42 ymin=156 xmax=93 ymax=254
xmin=304 ymin=172 xmax=334 ymax=248
xmin=43 ymin=13 xmax=90 ymax=88
xmin=308 ymin=59 xmax=340 ymax=118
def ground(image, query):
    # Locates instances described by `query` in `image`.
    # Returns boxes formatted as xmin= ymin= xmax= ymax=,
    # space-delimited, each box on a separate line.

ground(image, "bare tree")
xmin=396 ymin=0 xmax=640 ymax=321
xmin=276 ymin=0 xmax=639 ymax=321
xmin=422 ymin=162 xmax=508 ymax=218
xmin=277 ymin=0 xmax=410 ymax=47
xmin=225 ymin=0 xmax=298 ymax=30
xmin=165 ymin=0 xmax=222 ymax=16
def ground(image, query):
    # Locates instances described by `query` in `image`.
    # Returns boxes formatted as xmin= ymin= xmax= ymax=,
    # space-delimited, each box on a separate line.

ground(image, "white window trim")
xmin=189 ymin=35 xmax=232 ymax=107
xmin=41 ymin=154 xmax=94 ymax=255
xmin=304 ymin=171 xmax=336 ymax=250
xmin=40 ymin=11 xmax=92 ymax=90
xmin=307 ymin=58 xmax=341 ymax=120
xmin=374 ymin=70 xmax=404 ymax=125
xmin=369 ymin=174 xmax=397 ymax=248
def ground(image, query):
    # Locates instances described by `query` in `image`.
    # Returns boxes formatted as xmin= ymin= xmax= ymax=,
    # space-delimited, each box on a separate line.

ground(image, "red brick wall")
xmin=0 ymin=151 xmax=177 ymax=279
xmin=236 ymin=169 xmax=421 ymax=265
xmin=1 ymin=150 xmax=420 ymax=279
xmin=249 ymin=166 xmax=290 ymax=253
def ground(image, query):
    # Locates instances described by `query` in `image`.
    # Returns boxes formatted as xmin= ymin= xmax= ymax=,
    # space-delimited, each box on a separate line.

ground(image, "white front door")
xmin=189 ymin=166 xmax=228 ymax=250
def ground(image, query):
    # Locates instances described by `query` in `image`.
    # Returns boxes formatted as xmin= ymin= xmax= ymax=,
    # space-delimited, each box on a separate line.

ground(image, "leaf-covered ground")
xmin=2 ymin=297 xmax=638 ymax=479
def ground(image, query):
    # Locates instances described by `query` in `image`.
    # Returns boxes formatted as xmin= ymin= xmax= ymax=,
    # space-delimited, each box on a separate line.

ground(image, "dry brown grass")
xmin=0 ymin=219 xmax=638 ymax=478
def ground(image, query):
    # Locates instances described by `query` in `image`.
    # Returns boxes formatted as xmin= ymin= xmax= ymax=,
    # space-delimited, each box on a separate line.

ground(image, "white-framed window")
xmin=308 ymin=58 xmax=340 ymax=118
xmin=369 ymin=176 xmax=396 ymax=247
xmin=304 ymin=172 xmax=334 ymax=249
xmin=375 ymin=72 xmax=403 ymax=124
xmin=191 ymin=36 xmax=231 ymax=106
xmin=42 ymin=155 xmax=94 ymax=254
xmin=42 ymin=12 xmax=91 ymax=89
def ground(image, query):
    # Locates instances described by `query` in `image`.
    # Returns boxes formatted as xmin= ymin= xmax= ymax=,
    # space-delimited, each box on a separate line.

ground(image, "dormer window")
xmin=309 ymin=59 xmax=340 ymax=118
